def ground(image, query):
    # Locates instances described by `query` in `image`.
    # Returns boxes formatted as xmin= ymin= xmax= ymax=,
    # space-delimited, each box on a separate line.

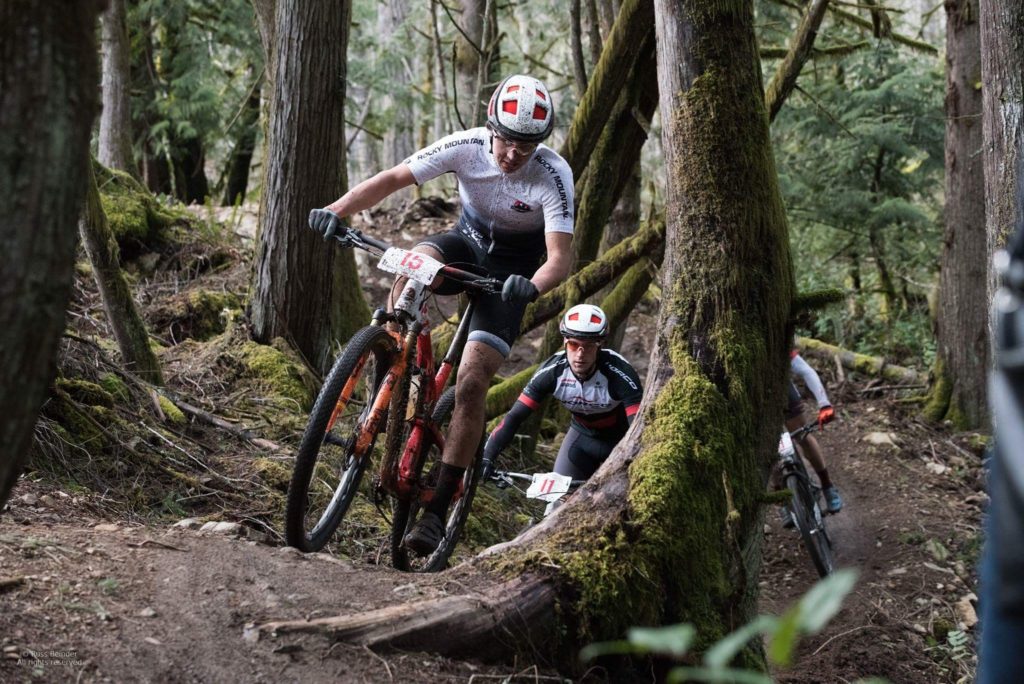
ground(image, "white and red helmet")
xmin=486 ymin=74 xmax=555 ymax=143
xmin=560 ymin=304 xmax=609 ymax=340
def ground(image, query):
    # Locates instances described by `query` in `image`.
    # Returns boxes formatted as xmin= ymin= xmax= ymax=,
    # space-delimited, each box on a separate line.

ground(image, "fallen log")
xmin=796 ymin=336 xmax=924 ymax=385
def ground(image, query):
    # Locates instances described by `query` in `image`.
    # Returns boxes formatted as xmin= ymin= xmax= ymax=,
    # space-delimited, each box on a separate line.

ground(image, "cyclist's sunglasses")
xmin=488 ymin=128 xmax=539 ymax=155
xmin=564 ymin=339 xmax=601 ymax=353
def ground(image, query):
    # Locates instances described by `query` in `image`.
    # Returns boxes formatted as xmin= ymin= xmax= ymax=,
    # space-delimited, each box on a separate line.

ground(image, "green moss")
xmin=238 ymin=338 xmax=317 ymax=411
xmin=55 ymin=378 xmax=115 ymax=408
xmin=922 ymin=356 xmax=952 ymax=423
xmin=94 ymin=161 xmax=188 ymax=247
xmin=41 ymin=389 xmax=109 ymax=449
xmin=186 ymin=289 xmax=242 ymax=341
xmin=253 ymin=458 xmax=291 ymax=492
xmin=158 ymin=396 xmax=187 ymax=426
xmin=99 ymin=373 xmax=131 ymax=403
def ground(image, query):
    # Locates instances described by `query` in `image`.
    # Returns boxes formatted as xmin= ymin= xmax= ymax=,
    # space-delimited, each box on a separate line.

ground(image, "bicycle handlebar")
xmin=334 ymin=225 xmax=504 ymax=295
xmin=489 ymin=470 xmax=587 ymax=488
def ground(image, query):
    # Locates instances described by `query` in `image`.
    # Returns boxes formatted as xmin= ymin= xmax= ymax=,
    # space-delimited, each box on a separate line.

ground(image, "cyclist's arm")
xmin=606 ymin=352 xmax=644 ymax=426
xmin=531 ymin=231 xmax=572 ymax=295
xmin=790 ymin=353 xmax=831 ymax=408
xmin=325 ymin=164 xmax=416 ymax=218
xmin=482 ymin=397 xmax=537 ymax=462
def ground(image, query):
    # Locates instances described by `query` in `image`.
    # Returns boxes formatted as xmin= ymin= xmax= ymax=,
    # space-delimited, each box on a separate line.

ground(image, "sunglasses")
xmin=565 ymin=339 xmax=601 ymax=353
xmin=491 ymin=133 xmax=539 ymax=156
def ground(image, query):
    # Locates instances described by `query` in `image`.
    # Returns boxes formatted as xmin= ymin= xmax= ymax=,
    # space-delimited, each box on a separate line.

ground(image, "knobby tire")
xmin=390 ymin=387 xmax=483 ymax=572
xmin=785 ymin=472 xmax=834 ymax=577
xmin=284 ymin=325 xmax=395 ymax=552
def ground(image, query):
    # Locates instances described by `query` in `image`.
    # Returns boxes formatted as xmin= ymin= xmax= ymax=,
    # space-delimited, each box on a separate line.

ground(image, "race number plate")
xmin=377 ymin=248 xmax=443 ymax=286
xmin=526 ymin=472 xmax=574 ymax=502
xmin=778 ymin=431 xmax=794 ymax=455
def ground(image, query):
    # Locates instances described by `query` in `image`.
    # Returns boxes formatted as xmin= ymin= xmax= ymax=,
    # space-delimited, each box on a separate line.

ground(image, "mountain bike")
xmin=778 ymin=422 xmax=835 ymax=577
xmin=283 ymin=225 xmax=503 ymax=572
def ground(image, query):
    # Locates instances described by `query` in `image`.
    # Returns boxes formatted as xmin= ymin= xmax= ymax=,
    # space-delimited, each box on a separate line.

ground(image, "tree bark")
xmin=926 ymin=0 xmax=987 ymax=428
xmin=0 ymin=0 xmax=105 ymax=510
xmin=255 ymin=0 xmax=792 ymax=664
xmin=560 ymin=0 xmax=655 ymax=178
xmin=98 ymin=0 xmax=136 ymax=177
xmin=453 ymin=0 xmax=498 ymax=127
xmin=250 ymin=0 xmax=370 ymax=373
xmin=764 ymin=0 xmax=830 ymax=123
xmin=980 ymin=0 xmax=1024 ymax=295
xmin=79 ymin=160 xmax=163 ymax=384
xmin=570 ymin=0 xmax=589 ymax=99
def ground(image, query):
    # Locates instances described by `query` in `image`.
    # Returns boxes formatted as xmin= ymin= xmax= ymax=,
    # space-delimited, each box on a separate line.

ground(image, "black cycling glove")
xmin=501 ymin=274 xmax=539 ymax=304
xmin=308 ymin=208 xmax=343 ymax=241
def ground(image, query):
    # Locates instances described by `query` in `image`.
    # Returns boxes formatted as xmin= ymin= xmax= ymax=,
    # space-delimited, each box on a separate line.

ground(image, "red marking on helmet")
xmin=536 ymin=89 xmax=547 ymax=100
xmin=502 ymin=100 xmax=518 ymax=115
xmin=507 ymin=84 xmax=520 ymax=93
xmin=568 ymin=312 xmax=579 ymax=321
xmin=488 ymin=99 xmax=494 ymax=116
xmin=532 ymin=105 xmax=547 ymax=120
xmin=590 ymin=314 xmax=603 ymax=324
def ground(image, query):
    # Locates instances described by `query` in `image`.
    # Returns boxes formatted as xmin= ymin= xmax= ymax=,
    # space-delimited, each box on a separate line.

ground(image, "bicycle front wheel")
xmin=285 ymin=325 xmax=396 ymax=552
xmin=390 ymin=387 xmax=483 ymax=572
xmin=785 ymin=472 xmax=835 ymax=577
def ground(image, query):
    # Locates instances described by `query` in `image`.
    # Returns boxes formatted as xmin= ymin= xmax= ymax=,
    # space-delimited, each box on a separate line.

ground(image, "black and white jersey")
xmin=519 ymin=349 xmax=643 ymax=438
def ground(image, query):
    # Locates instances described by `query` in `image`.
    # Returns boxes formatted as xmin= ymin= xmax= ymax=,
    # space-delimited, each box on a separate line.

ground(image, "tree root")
xmin=250 ymin=574 xmax=557 ymax=659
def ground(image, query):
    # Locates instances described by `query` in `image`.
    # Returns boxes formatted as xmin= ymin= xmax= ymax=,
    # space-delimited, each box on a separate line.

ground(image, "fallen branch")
xmin=0 ymin=576 xmax=25 ymax=592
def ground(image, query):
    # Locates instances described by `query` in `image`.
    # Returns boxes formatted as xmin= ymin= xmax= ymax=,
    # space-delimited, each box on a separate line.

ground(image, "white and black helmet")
xmin=486 ymin=74 xmax=555 ymax=143
xmin=560 ymin=304 xmax=609 ymax=340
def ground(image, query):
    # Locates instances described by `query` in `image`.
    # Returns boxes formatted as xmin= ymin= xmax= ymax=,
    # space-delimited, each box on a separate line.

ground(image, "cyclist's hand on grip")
xmin=481 ymin=456 xmax=497 ymax=482
xmin=501 ymin=274 xmax=539 ymax=304
xmin=818 ymin=405 xmax=835 ymax=428
xmin=309 ymin=208 xmax=343 ymax=241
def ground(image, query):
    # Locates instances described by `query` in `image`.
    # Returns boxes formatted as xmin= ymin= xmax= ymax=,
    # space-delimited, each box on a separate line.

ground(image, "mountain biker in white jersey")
xmin=307 ymin=74 xmax=574 ymax=556
xmin=786 ymin=350 xmax=842 ymax=513
xmin=481 ymin=304 xmax=643 ymax=483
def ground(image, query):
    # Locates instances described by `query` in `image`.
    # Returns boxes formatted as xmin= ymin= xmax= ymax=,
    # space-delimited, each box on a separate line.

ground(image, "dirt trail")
xmin=1 ymin=395 xmax=982 ymax=683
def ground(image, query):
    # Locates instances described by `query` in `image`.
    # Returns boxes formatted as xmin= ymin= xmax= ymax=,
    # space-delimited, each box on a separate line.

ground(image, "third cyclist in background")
xmin=481 ymin=304 xmax=643 ymax=484
xmin=788 ymin=350 xmax=842 ymax=513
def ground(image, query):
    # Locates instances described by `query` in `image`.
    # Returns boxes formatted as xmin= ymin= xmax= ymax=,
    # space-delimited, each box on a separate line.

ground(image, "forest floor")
xmin=0 ymin=200 xmax=986 ymax=683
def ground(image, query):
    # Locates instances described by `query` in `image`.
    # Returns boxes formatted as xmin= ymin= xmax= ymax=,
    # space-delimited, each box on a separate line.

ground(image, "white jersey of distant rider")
xmin=403 ymin=127 xmax=574 ymax=236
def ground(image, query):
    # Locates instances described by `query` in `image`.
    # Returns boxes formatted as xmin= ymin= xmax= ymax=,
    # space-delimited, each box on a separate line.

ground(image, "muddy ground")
xmin=0 ymin=201 xmax=985 ymax=683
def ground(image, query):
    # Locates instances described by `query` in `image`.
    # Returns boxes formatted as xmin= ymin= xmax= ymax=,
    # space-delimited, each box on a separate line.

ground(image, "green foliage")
xmin=128 ymin=0 xmax=263 ymax=192
xmin=772 ymin=40 xmax=944 ymax=366
xmin=581 ymin=569 xmax=859 ymax=681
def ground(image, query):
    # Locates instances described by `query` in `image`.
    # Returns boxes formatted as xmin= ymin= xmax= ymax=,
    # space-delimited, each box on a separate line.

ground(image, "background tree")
xmin=99 ymin=0 xmax=137 ymax=177
xmin=249 ymin=0 xmax=370 ymax=373
xmin=925 ymin=0 xmax=987 ymax=428
xmin=980 ymin=0 xmax=1024 ymax=294
xmin=0 ymin=0 xmax=105 ymax=509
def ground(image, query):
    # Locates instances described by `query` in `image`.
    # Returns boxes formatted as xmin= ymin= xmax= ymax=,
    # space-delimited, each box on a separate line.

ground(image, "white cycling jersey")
xmin=403 ymin=127 xmax=574 ymax=236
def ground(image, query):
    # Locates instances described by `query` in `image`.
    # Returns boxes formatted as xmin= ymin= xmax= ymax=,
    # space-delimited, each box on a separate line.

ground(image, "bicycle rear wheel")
xmin=285 ymin=325 xmax=395 ymax=552
xmin=785 ymin=471 xmax=835 ymax=577
xmin=390 ymin=387 xmax=483 ymax=572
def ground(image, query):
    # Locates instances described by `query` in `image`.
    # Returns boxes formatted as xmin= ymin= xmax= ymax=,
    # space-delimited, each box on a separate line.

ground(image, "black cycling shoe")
xmin=404 ymin=512 xmax=445 ymax=557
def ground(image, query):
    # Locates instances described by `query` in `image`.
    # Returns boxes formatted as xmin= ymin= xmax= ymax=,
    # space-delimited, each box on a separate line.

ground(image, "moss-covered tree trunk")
xmin=0 ymin=0 xmax=104 ymax=511
xmin=454 ymin=0 xmax=499 ymax=127
xmin=764 ymin=0 xmax=830 ymax=123
xmin=80 ymin=160 xmax=163 ymax=384
xmin=256 ymin=0 xmax=792 ymax=667
xmin=250 ymin=0 xmax=370 ymax=374
xmin=560 ymin=0 xmax=655 ymax=178
xmin=925 ymin=0 xmax=987 ymax=428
